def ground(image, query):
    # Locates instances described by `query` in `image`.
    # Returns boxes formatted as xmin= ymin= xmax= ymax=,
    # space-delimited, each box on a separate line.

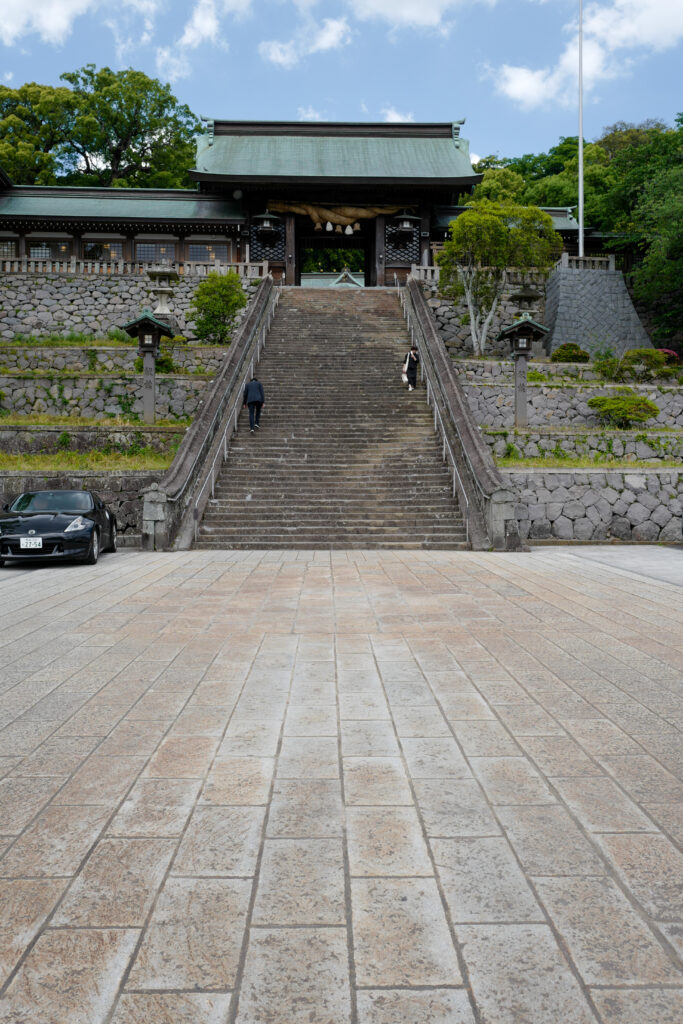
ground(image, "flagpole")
xmin=578 ymin=0 xmax=584 ymax=257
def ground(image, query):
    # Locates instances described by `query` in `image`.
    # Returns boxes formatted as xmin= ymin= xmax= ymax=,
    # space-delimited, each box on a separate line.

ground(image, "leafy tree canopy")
xmin=437 ymin=200 xmax=562 ymax=356
xmin=0 ymin=65 xmax=200 ymax=188
xmin=188 ymin=273 xmax=247 ymax=345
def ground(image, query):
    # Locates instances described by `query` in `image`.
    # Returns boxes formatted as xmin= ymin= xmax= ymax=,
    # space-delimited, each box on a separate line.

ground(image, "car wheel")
xmin=84 ymin=530 xmax=99 ymax=565
xmin=107 ymin=522 xmax=117 ymax=553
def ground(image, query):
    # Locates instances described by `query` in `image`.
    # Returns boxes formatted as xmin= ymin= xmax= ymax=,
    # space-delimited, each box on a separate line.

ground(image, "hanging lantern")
xmin=394 ymin=210 xmax=420 ymax=241
xmin=252 ymin=209 xmax=282 ymax=242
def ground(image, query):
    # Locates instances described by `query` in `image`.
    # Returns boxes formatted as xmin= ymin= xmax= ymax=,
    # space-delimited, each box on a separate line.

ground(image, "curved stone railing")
xmin=402 ymin=277 xmax=521 ymax=549
xmin=0 ymin=258 xmax=269 ymax=278
xmin=141 ymin=276 xmax=280 ymax=549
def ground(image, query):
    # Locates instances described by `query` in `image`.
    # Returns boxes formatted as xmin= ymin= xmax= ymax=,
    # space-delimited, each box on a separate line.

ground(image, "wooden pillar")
xmin=375 ymin=216 xmax=385 ymax=287
xmin=17 ymin=234 xmax=26 ymax=259
xmin=285 ymin=214 xmax=295 ymax=285
xmin=123 ymin=235 xmax=134 ymax=262
xmin=420 ymin=206 xmax=431 ymax=267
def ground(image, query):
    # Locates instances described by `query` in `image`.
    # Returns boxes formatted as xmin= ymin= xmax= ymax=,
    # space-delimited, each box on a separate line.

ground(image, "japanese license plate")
xmin=20 ymin=537 xmax=42 ymax=549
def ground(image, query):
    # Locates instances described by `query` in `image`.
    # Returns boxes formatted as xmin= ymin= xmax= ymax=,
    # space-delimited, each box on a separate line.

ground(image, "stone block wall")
xmin=0 ymin=424 xmax=184 ymax=455
xmin=545 ymin=267 xmax=651 ymax=356
xmin=0 ymin=470 xmax=163 ymax=537
xmin=0 ymin=272 xmax=258 ymax=341
xmin=0 ymin=345 xmax=227 ymax=375
xmin=464 ymin=383 xmax=683 ymax=429
xmin=483 ymin=428 xmax=683 ymax=464
xmin=424 ymin=276 xmax=547 ymax=358
xmin=454 ymin=359 xmax=604 ymax=382
xmin=506 ymin=469 xmax=683 ymax=543
xmin=0 ymin=374 xmax=208 ymax=420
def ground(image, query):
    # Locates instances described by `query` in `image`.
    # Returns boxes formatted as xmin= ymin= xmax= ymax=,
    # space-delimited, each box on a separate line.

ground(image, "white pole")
xmin=578 ymin=0 xmax=584 ymax=258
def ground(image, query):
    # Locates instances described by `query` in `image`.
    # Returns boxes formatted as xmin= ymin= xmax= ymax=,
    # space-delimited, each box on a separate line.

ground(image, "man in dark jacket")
xmin=243 ymin=376 xmax=265 ymax=433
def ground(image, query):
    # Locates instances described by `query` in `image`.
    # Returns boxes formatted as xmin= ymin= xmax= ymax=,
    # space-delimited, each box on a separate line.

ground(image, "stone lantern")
xmin=122 ymin=310 xmax=172 ymax=424
xmin=497 ymin=312 xmax=549 ymax=428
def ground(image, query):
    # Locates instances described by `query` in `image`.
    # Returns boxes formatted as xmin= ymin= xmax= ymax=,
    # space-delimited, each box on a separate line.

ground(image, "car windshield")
xmin=9 ymin=491 xmax=93 ymax=513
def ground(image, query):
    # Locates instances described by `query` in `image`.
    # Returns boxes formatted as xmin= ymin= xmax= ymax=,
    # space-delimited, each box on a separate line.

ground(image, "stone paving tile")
xmin=470 ymin=756 xmax=556 ymax=805
xmin=0 ymin=928 xmax=139 ymax=1024
xmin=235 ymin=927 xmax=351 ymax=1024
xmin=277 ymin=735 xmax=339 ymax=778
xmin=534 ymin=876 xmax=680 ymax=984
xmin=552 ymin=775 xmax=657 ymax=832
xmin=594 ymin=833 xmax=683 ymax=919
xmin=414 ymin=778 xmax=501 ymax=837
xmin=340 ymin=720 xmax=400 ymax=756
xmin=127 ymin=876 xmax=250 ymax=990
xmin=497 ymin=804 xmax=605 ymax=875
xmin=110 ymin=993 xmax=232 ymax=1024
xmin=107 ymin=778 xmax=201 ymax=837
xmin=356 ymin=989 xmax=476 ymax=1024
xmin=0 ymin=879 xmax=67 ymax=987
xmin=590 ymin=989 xmax=683 ymax=1024
xmin=352 ymin=877 xmax=461 ymax=986
xmin=53 ymin=838 xmax=175 ymax=927
xmin=172 ymin=805 xmax=264 ymax=876
xmin=267 ymin=779 xmax=343 ymax=837
xmin=343 ymin=756 xmax=413 ymax=805
xmin=433 ymin=837 xmax=543 ymax=923
xmin=457 ymin=923 xmax=596 ymax=1024
xmin=0 ymin=803 xmax=111 ymax=877
xmin=252 ymin=838 xmax=345 ymax=925
xmin=401 ymin=737 xmax=472 ymax=778
xmin=1 ymin=550 xmax=681 ymax=1022
xmin=347 ymin=806 xmax=433 ymax=876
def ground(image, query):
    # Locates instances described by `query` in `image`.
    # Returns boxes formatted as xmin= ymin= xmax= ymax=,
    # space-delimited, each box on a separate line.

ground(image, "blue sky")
xmin=1 ymin=0 xmax=681 ymax=162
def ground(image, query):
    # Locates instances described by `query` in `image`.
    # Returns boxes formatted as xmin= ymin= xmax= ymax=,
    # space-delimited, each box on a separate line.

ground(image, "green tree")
xmin=0 ymin=66 xmax=200 ymax=187
xmin=188 ymin=273 xmax=247 ymax=345
xmin=437 ymin=201 xmax=562 ymax=356
xmin=0 ymin=82 xmax=75 ymax=184
xmin=470 ymin=168 xmax=526 ymax=204
xmin=59 ymin=65 xmax=200 ymax=187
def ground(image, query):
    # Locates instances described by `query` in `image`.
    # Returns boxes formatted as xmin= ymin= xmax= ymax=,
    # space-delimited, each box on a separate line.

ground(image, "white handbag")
xmin=401 ymin=358 xmax=409 ymax=383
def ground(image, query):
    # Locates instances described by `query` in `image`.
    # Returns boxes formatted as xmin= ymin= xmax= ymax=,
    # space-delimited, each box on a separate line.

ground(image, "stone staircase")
xmin=195 ymin=288 xmax=467 ymax=548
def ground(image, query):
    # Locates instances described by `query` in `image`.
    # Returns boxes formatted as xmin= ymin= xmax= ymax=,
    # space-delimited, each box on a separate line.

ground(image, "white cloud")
xmin=3 ymin=71 xmax=14 ymax=82
xmin=179 ymin=0 xmax=220 ymax=48
xmin=298 ymin=105 xmax=323 ymax=119
xmin=494 ymin=0 xmax=683 ymax=109
xmin=260 ymin=17 xmax=351 ymax=68
xmin=346 ymin=0 xmax=485 ymax=31
xmin=155 ymin=46 xmax=191 ymax=82
xmin=470 ymin=151 xmax=481 ymax=165
xmin=381 ymin=106 xmax=415 ymax=122
xmin=0 ymin=0 xmax=96 ymax=46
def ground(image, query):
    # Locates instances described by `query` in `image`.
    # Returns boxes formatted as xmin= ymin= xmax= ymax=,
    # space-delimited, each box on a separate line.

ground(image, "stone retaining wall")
xmin=455 ymin=359 xmax=605 ymax=382
xmin=0 ymin=374 xmax=208 ymax=420
xmin=0 ymin=424 xmax=184 ymax=455
xmin=465 ymin=383 xmax=683 ymax=429
xmin=0 ymin=470 xmax=162 ymax=537
xmin=0 ymin=345 xmax=226 ymax=375
xmin=483 ymin=428 xmax=683 ymax=463
xmin=0 ymin=272 xmax=257 ymax=341
xmin=507 ymin=469 xmax=683 ymax=542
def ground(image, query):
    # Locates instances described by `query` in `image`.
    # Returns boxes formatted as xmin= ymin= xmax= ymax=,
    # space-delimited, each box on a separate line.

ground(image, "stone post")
xmin=142 ymin=351 xmax=156 ymax=424
xmin=514 ymin=353 xmax=528 ymax=428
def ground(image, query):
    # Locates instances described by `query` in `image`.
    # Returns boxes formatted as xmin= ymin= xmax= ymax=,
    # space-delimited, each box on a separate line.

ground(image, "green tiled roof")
xmin=0 ymin=187 xmax=245 ymax=223
xmin=193 ymin=124 xmax=478 ymax=184
xmin=433 ymin=205 xmax=580 ymax=232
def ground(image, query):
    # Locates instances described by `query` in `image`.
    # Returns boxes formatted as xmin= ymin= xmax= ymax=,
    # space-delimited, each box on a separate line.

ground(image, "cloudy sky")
xmin=1 ymin=0 xmax=681 ymax=160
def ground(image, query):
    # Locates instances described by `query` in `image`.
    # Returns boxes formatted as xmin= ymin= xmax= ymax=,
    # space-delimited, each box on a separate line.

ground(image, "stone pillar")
xmin=285 ymin=214 xmax=296 ymax=286
xmin=142 ymin=352 xmax=156 ymax=424
xmin=141 ymin=483 xmax=169 ymax=551
xmin=514 ymin=354 xmax=528 ymax=428
xmin=420 ymin=206 xmax=431 ymax=267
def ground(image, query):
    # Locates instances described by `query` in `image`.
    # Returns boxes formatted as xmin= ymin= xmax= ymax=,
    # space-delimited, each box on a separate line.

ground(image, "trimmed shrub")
xmin=550 ymin=343 xmax=590 ymax=363
xmin=188 ymin=272 xmax=247 ymax=345
xmin=587 ymin=389 xmax=659 ymax=428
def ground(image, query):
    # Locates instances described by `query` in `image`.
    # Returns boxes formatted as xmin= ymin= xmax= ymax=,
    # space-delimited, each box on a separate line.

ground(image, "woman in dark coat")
xmin=403 ymin=345 xmax=419 ymax=391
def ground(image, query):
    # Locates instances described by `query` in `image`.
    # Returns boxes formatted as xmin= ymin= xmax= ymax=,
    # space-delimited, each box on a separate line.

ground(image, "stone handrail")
xmin=403 ymin=277 xmax=520 ymax=549
xmin=0 ymin=258 xmax=269 ymax=279
xmin=410 ymin=264 xmax=548 ymax=288
xmin=141 ymin=276 xmax=279 ymax=549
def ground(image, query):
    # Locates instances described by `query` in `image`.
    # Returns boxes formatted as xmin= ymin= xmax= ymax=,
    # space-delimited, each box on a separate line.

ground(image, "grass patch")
xmin=496 ymin=455 xmax=683 ymax=469
xmin=3 ymin=330 xmax=135 ymax=347
xmin=0 ymin=450 xmax=174 ymax=471
xmin=0 ymin=413 xmax=190 ymax=428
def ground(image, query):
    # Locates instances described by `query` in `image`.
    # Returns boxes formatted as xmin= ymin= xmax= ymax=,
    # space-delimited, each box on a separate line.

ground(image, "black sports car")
xmin=0 ymin=490 xmax=117 ymax=567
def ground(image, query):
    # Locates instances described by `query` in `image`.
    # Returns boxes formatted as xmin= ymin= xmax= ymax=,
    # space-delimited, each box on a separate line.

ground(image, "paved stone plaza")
xmin=0 ymin=547 xmax=681 ymax=1023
